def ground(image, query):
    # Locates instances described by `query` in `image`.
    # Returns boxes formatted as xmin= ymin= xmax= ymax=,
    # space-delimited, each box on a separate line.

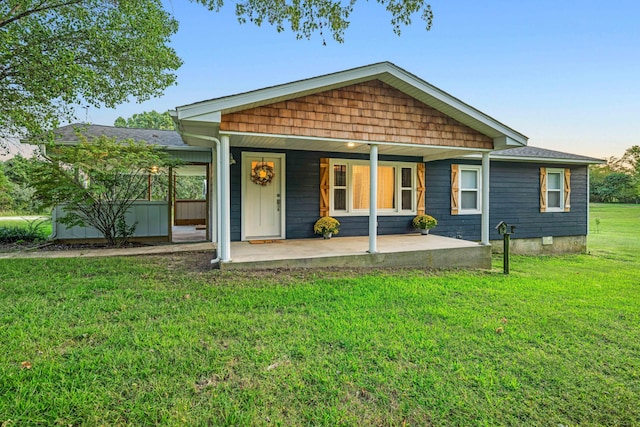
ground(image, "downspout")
xmin=586 ymin=166 xmax=590 ymax=236
xmin=180 ymin=132 xmax=222 ymax=264
xmin=50 ymin=208 xmax=58 ymax=240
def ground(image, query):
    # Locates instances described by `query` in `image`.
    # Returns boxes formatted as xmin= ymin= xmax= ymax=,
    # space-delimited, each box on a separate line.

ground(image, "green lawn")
xmin=1 ymin=205 xmax=639 ymax=426
xmin=589 ymin=203 xmax=640 ymax=260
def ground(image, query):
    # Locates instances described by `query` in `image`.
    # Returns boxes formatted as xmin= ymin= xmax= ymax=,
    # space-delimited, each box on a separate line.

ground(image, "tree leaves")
xmin=0 ymin=0 xmax=182 ymax=139
xmin=591 ymin=145 xmax=640 ymax=203
xmin=114 ymin=110 xmax=177 ymax=131
xmin=224 ymin=0 xmax=433 ymax=43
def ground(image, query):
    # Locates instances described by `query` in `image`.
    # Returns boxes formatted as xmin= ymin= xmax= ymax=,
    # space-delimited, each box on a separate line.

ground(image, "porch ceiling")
xmin=174 ymin=164 xmax=207 ymax=176
xmin=226 ymin=133 xmax=486 ymax=161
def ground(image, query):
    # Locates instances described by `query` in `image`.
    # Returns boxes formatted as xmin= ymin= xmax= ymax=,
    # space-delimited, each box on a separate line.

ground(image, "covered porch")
xmin=181 ymin=133 xmax=498 ymax=268
xmin=219 ymin=233 xmax=491 ymax=270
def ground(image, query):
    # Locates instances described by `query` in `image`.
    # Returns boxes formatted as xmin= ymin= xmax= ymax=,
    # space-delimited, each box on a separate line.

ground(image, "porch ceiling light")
xmin=347 ymin=142 xmax=356 ymax=148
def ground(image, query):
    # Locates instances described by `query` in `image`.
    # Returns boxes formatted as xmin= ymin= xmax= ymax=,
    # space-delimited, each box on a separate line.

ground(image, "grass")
xmin=589 ymin=202 xmax=640 ymax=260
xmin=1 ymin=205 xmax=639 ymax=425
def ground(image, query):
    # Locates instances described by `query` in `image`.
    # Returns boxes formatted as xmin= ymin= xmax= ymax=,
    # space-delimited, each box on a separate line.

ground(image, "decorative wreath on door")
xmin=250 ymin=163 xmax=275 ymax=186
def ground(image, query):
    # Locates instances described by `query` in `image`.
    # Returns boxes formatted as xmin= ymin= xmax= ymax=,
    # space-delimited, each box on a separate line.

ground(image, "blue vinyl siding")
xmin=426 ymin=159 xmax=588 ymax=241
xmin=230 ymin=147 xmax=243 ymax=241
xmin=488 ymin=161 xmax=588 ymax=240
xmin=424 ymin=160 xmax=481 ymax=240
xmin=285 ymin=150 xmax=320 ymax=239
xmin=229 ymin=147 xmax=589 ymax=241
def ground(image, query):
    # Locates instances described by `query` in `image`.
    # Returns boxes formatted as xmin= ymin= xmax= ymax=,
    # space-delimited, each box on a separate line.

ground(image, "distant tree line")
xmin=114 ymin=111 xmax=176 ymax=131
xmin=591 ymin=146 xmax=640 ymax=203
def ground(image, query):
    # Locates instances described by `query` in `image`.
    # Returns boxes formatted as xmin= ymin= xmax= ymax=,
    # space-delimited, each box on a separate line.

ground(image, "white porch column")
xmin=481 ymin=151 xmax=491 ymax=245
xmin=368 ymin=144 xmax=378 ymax=254
xmin=220 ymin=134 xmax=232 ymax=262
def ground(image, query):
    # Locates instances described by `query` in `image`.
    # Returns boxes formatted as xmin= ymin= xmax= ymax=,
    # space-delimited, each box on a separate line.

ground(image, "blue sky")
xmin=88 ymin=0 xmax=640 ymax=159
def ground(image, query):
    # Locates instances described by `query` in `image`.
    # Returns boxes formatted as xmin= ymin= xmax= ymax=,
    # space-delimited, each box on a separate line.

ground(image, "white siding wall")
xmin=52 ymin=201 xmax=169 ymax=239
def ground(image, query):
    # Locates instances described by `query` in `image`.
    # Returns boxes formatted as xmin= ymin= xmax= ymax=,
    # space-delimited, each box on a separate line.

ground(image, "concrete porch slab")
xmin=172 ymin=225 xmax=206 ymax=243
xmin=218 ymin=234 xmax=491 ymax=270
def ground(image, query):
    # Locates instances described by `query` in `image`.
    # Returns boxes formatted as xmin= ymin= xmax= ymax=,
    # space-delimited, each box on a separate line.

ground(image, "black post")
xmin=503 ymin=233 xmax=510 ymax=274
xmin=495 ymin=221 xmax=515 ymax=275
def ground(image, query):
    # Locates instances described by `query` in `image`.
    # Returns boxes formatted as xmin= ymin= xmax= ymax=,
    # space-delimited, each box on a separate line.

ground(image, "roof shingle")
xmin=493 ymin=146 xmax=604 ymax=163
xmin=53 ymin=124 xmax=188 ymax=147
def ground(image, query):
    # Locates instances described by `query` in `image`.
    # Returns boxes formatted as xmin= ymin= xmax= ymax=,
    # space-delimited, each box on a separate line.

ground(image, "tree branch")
xmin=0 ymin=0 xmax=85 ymax=29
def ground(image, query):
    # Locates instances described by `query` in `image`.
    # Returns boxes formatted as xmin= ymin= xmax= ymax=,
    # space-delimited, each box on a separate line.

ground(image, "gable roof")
xmin=173 ymin=62 xmax=528 ymax=148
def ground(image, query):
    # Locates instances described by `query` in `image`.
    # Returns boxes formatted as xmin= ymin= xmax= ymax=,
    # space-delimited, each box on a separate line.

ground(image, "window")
xmin=401 ymin=167 xmax=413 ymax=210
xmin=547 ymin=170 xmax=563 ymax=210
xmin=540 ymin=167 xmax=570 ymax=212
xmin=451 ymin=164 xmax=482 ymax=215
xmin=333 ymin=164 xmax=347 ymax=211
xmin=329 ymin=160 xmax=416 ymax=215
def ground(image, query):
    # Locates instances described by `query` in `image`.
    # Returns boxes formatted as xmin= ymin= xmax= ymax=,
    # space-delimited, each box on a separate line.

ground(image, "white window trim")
xmin=329 ymin=159 xmax=417 ymax=216
xmin=546 ymin=168 xmax=565 ymax=212
xmin=458 ymin=165 xmax=482 ymax=215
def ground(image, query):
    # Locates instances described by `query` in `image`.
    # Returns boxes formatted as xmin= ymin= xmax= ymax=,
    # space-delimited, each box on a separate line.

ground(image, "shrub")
xmin=0 ymin=219 xmax=50 ymax=243
xmin=0 ymin=226 xmax=45 ymax=243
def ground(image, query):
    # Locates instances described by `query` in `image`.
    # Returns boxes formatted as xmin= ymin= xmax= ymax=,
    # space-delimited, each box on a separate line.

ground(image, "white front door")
xmin=242 ymin=152 xmax=285 ymax=240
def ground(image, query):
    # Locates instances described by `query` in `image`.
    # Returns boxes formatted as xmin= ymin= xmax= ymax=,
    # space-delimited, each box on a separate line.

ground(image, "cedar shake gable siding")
xmin=220 ymin=80 xmax=493 ymax=149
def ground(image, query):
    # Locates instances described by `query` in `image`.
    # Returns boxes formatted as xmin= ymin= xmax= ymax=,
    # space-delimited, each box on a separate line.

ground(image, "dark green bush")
xmin=0 ymin=220 xmax=49 ymax=243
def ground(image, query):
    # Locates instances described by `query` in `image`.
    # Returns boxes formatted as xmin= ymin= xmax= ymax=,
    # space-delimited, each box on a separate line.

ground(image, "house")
xmin=45 ymin=62 xmax=603 ymax=269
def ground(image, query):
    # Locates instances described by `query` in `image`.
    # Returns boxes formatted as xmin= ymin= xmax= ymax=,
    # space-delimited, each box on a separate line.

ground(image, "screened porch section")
xmin=51 ymin=164 xmax=211 ymax=243
xmin=171 ymin=164 xmax=209 ymax=242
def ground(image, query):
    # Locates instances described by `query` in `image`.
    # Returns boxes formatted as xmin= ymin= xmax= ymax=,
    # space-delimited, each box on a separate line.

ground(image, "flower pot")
xmin=323 ymin=232 xmax=333 ymax=239
xmin=419 ymin=229 xmax=429 ymax=235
